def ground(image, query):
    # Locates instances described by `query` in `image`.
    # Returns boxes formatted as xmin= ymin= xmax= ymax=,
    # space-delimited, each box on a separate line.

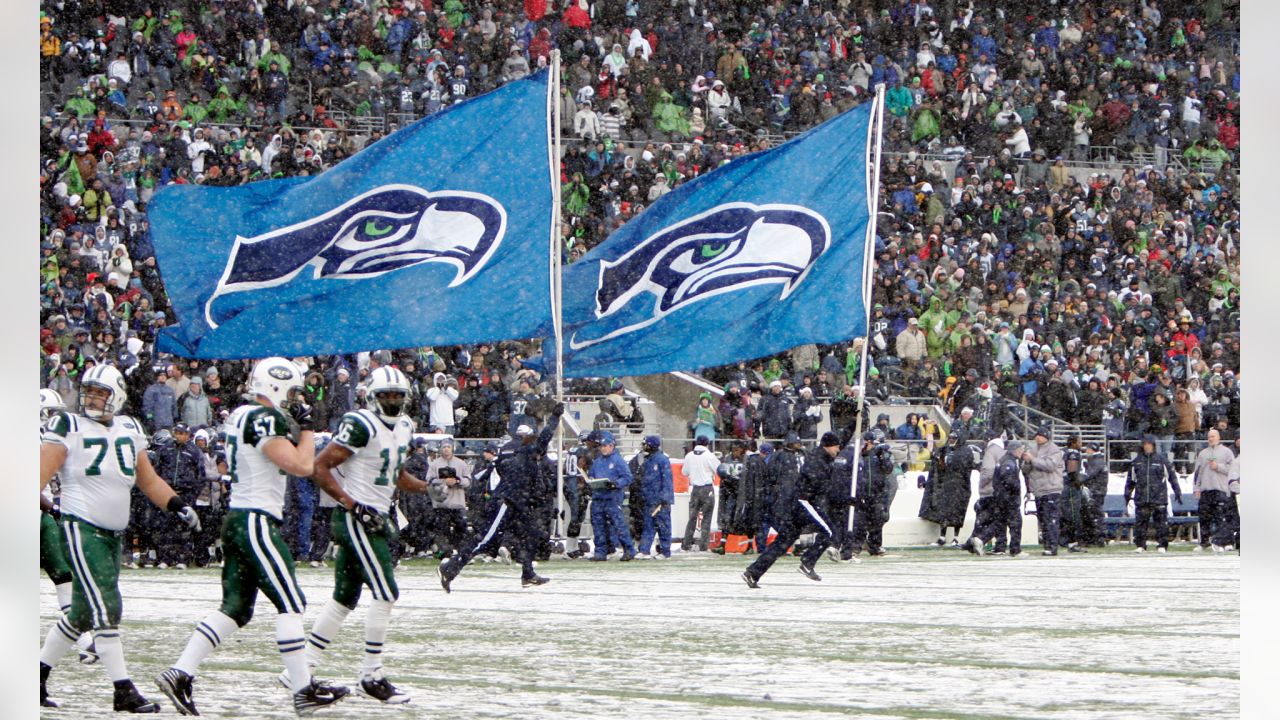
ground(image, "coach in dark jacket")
xmin=966 ymin=441 xmax=1027 ymax=555
xmin=1124 ymin=435 xmax=1181 ymax=552
xmin=847 ymin=432 xmax=896 ymax=559
xmin=150 ymin=424 xmax=204 ymax=566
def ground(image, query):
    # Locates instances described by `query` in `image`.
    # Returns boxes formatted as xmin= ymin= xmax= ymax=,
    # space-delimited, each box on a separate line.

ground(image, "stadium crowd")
xmin=37 ymin=0 xmax=1240 ymax=561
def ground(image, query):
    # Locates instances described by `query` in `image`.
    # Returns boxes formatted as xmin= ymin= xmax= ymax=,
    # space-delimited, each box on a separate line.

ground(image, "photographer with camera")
xmin=427 ymin=439 xmax=471 ymax=557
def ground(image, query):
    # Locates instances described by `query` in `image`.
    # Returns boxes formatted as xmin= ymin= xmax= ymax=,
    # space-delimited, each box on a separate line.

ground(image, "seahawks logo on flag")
xmin=205 ymin=184 xmax=506 ymax=328
xmin=570 ymin=203 xmax=830 ymax=349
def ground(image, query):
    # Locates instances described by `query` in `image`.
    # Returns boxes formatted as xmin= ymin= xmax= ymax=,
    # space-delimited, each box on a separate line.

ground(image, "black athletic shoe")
xmin=797 ymin=563 xmax=822 ymax=581
xmin=357 ymin=673 xmax=409 ymax=705
xmin=522 ymin=574 xmax=550 ymax=588
xmin=41 ymin=678 xmax=57 ymax=708
xmin=113 ymin=680 xmax=161 ymax=713
xmin=588 ymin=555 xmax=608 ymax=562
xmin=1068 ymin=544 xmax=1089 ymax=553
xmin=620 ymin=553 xmax=635 ymax=562
xmin=741 ymin=571 xmax=760 ymax=589
xmin=293 ymin=678 xmax=350 ymax=716
xmin=155 ymin=668 xmax=199 ymax=715
xmin=566 ymin=549 xmax=584 ymax=559
xmin=1042 ymin=549 xmax=1058 ymax=556
xmin=437 ymin=560 xmax=453 ymax=594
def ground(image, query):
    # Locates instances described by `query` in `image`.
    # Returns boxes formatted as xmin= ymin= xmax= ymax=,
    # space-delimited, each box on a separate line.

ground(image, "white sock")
xmin=39 ymin=616 xmax=80 ymax=667
xmin=363 ymin=599 xmax=394 ymax=675
xmin=174 ymin=611 xmax=240 ymax=676
xmin=278 ymin=613 xmax=310 ymax=693
xmin=305 ymin=600 xmax=352 ymax=669
xmin=55 ymin=581 xmax=73 ymax=614
xmin=95 ymin=628 xmax=128 ymax=683
xmin=76 ymin=632 xmax=94 ymax=653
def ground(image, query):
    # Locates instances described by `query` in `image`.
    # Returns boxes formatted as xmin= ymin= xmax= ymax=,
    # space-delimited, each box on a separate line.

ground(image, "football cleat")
xmin=521 ymin=574 xmax=550 ymax=588
xmin=357 ymin=671 xmax=409 ymax=705
xmin=113 ymin=680 xmax=161 ymax=713
xmin=1134 ymin=547 xmax=1146 ymax=553
xmin=292 ymin=678 xmax=349 ymax=716
xmin=968 ymin=537 xmax=985 ymax=556
xmin=41 ymin=680 xmax=58 ymax=708
xmin=742 ymin=571 xmax=760 ymax=589
xmin=497 ymin=547 xmax=512 ymax=565
xmin=155 ymin=668 xmax=199 ymax=716
xmin=797 ymin=563 xmax=822 ymax=582
xmin=1157 ymin=547 xmax=1167 ymax=554
xmin=437 ymin=560 xmax=453 ymax=593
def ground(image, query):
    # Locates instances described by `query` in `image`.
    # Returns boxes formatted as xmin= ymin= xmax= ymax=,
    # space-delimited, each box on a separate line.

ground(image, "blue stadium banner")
xmin=150 ymin=70 xmax=555 ymax=359
xmin=560 ymin=101 xmax=877 ymax=377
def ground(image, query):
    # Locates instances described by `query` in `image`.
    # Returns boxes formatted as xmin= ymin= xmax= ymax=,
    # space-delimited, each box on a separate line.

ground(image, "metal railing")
xmin=52 ymin=106 xmax=1235 ymax=179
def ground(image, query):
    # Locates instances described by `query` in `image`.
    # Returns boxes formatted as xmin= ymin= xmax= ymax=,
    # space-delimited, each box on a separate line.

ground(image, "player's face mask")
xmin=374 ymin=390 xmax=406 ymax=417
xmin=80 ymin=384 xmax=114 ymax=421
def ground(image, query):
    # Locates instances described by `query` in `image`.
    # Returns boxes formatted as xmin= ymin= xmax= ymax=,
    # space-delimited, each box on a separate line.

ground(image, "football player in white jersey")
xmin=38 ymin=389 xmax=99 ymax=667
xmin=38 ymin=365 xmax=202 ymax=712
xmin=157 ymin=357 xmax=370 ymax=717
xmin=293 ymin=366 xmax=430 ymax=704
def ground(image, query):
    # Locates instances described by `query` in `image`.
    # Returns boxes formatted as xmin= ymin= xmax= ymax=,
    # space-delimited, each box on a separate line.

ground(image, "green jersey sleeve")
xmin=41 ymin=410 xmax=73 ymax=447
xmin=333 ymin=412 xmax=372 ymax=450
xmin=246 ymin=406 xmax=291 ymax=449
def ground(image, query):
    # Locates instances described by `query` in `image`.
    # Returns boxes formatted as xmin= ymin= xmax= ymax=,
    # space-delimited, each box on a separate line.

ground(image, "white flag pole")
xmin=550 ymin=51 xmax=567 ymax=540
xmin=847 ymin=84 xmax=887 ymax=534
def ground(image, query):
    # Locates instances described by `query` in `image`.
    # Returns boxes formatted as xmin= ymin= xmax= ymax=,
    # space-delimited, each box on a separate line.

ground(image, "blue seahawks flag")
xmin=560 ymin=101 xmax=877 ymax=377
xmin=150 ymin=70 xmax=555 ymax=359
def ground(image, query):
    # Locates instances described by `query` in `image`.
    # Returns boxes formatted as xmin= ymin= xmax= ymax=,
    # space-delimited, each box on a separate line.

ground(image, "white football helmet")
xmin=79 ymin=365 xmax=128 ymax=421
xmin=250 ymin=357 xmax=304 ymax=410
xmin=40 ymin=388 xmax=65 ymax=423
xmin=367 ymin=366 xmax=410 ymax=423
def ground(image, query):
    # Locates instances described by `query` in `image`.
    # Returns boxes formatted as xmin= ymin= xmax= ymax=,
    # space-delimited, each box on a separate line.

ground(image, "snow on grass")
xmin=40 ymin=546 xmax=1238 ymax=719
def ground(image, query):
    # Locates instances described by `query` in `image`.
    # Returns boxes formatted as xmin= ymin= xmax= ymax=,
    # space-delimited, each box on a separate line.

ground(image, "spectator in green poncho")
xmin=917 ymin=295 xmax=955 ymax=359
xmin=64 ymin=87 xmax=96 ymax=118
xmin=206 ymin=86 xmax=241 ymax=123
xmin=911 ymin=101 xmax=941 ymax=143
xmin=562 ymin=172 xmax=590 ymax=217
xmin=652 ymin=91 xmax=690 ymax=138
xmin=183 ymin=93 xmax=208 ymax=124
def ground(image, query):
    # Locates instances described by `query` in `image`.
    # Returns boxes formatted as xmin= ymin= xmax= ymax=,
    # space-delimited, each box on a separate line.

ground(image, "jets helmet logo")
xmin=570 ymin=203 xmax=830 ymax=349
xmin=205 ymin=184 xmax=506 ymax=328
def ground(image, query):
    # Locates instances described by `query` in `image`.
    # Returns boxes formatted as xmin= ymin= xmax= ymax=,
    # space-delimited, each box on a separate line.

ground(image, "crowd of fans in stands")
xmin=39 ymin=0 xmax=1240 ymax=474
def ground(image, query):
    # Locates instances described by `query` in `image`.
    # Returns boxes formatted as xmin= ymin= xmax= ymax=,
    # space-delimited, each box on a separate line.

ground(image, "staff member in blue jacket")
xmin=635 ymin=435 xmax=673 ymax=558
xmin=588 ymin=430 xmax=638 ymax=561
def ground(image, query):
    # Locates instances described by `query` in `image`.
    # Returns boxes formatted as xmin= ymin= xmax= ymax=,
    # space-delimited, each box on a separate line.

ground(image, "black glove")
xmin=552 ymin=402 xmax=565 ymax=417
xmin=916 ymin=474 xmax=927 ymax=489
xmin=604 ymin=480 xmax=619 ymax=490
xmin=46 ymin=503 xmax=61 ymax=521
xmin=352 ymin=502 xmax=386 ymax=533
xmin=290 ymin=400 xmax=315 ymax=431
xmin=1174 ymin=494 xmax=1183 ymax=505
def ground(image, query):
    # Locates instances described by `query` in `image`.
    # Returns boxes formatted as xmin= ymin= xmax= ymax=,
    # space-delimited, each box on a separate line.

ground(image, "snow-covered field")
xmin=40 ymin=546 xmax=1238 ymax=719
